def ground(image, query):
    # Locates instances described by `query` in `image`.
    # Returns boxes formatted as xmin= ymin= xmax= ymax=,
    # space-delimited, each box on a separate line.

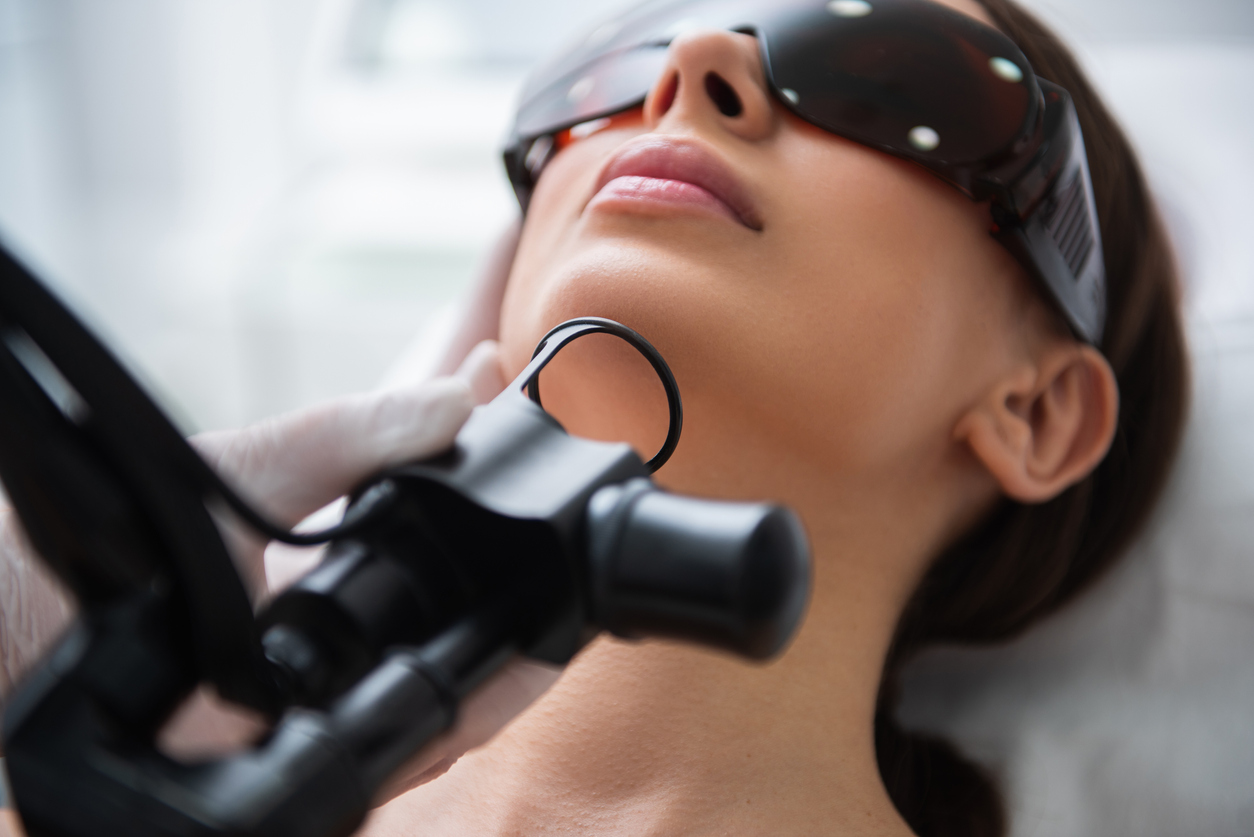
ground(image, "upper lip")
xmin=591 ymin=136 xmax=763 ymax=231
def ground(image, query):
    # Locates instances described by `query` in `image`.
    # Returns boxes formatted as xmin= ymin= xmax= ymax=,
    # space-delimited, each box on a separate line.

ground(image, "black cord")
xmin=197 ymin=460 xmax=396 ymax=546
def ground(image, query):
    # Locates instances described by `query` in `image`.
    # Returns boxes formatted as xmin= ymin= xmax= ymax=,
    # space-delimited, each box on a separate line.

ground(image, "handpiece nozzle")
xmin=587 ymin=478 xmax=811 ymax=660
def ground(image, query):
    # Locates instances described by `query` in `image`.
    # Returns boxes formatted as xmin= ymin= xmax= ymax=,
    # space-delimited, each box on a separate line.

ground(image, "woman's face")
xmin=498 ymin=0 xmax=1038 ymax=504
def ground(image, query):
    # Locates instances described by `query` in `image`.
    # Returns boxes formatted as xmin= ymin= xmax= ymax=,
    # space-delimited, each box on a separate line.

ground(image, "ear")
xmin=955 ymin=345 xmax=1119 ymax=503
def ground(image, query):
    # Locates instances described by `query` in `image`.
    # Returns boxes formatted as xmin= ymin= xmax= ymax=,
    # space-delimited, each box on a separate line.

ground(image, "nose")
xmin=643 ymin=29 xmax=777 ymax=142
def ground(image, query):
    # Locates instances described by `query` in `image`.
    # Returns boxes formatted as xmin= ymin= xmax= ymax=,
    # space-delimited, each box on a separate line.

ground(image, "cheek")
xmin=500 ymin=127 xmax=649 ymax=371
xmin=726 ymin=136 xmax=1003 ymax=470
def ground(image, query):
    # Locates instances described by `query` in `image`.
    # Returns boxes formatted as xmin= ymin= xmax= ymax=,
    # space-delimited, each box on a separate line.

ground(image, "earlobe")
xmin=956 ymin=346 xmax=1119 ymax=503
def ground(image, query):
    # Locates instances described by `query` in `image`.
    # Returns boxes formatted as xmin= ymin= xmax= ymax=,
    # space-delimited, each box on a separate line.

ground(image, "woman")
xmin=0 ymin=0 xmax=1186 ymax=834
xmin=360 ymin=0 xmax=1187 ymax=834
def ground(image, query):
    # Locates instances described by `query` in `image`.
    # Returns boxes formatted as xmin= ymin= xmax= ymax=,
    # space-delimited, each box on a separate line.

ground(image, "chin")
xmin=501 ymin=236 xmax=718 ymax=378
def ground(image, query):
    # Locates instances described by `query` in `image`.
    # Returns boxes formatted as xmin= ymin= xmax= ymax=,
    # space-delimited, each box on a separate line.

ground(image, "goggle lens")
xmin=515 ymin=0 xmax=1038 ymax=172
xmin=515 ymin=46 xmax=670 ymax=140
xmin=763 ymin=0 xmax=1034 ymax=166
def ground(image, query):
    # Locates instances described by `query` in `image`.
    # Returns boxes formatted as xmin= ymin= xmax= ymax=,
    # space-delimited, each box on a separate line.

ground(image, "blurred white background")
xmin=0 ymin=0 xmax=1250 ymax=431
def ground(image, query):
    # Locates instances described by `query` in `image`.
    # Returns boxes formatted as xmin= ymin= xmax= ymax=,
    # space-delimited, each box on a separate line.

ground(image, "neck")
xmin=363 ymin=455 xmax=949 ymax=836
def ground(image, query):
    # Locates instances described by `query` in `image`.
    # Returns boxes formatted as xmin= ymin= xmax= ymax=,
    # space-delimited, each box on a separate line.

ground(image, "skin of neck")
xmin=363 ymin=403 xmax=997 ymax=836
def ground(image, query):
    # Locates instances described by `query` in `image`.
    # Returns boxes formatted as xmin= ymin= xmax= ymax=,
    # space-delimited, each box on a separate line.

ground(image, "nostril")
xmin=703 ymin=72 xmax=743 ymax=118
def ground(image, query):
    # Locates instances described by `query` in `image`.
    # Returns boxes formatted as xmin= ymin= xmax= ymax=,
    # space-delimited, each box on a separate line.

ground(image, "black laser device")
xmin=0 ymin=239 xmax=810 ymax=837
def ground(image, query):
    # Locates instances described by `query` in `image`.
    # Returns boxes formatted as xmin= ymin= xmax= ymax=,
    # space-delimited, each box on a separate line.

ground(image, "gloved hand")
xmin=0 ymin=340 xmax=560 ymax=808
xmin=189 ymin=338 xmax=561 ymax=802
xmin=192 ymin=339 xmax=504 ymax=603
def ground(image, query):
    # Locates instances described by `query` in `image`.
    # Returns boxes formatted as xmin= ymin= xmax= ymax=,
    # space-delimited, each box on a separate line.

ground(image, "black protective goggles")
xmin=503 ymin=0 xmax=1107 ymax=344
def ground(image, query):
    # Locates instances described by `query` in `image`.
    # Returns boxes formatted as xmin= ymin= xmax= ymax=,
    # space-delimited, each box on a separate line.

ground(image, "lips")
xmin=589 ymin=137 xmax=763 ymax=231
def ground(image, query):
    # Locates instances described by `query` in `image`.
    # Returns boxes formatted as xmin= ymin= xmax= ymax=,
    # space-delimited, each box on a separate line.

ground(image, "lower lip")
xmin=587 ymin=175 xmax=741 ymax=225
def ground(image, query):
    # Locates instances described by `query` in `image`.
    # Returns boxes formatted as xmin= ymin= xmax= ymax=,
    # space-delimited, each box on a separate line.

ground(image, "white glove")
xmin=0 ymin=340 xmax=560 ymax=807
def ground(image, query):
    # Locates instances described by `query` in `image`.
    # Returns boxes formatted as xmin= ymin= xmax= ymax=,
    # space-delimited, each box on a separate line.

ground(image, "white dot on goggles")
xmin=827 ymin=0 xmax=873 ymax=17
xmin=567 ymin=76 xmax=596 ymax=103
xmin=908 ymin=126 xmax=940 ymax=151
xmin=989 ymin=57 xmax=1024 ymax=83
xmin=780 ymin=88 xmax=800 ymax=105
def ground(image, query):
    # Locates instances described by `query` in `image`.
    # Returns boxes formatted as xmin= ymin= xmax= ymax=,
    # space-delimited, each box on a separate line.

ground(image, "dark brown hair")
xmin=873 ymin=1 xmax=1191 ymax=835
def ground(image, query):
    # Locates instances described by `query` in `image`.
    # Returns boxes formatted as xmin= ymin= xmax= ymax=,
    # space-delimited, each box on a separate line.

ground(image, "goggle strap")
xmin=992 ymin=85 xmax=1105 ymax=343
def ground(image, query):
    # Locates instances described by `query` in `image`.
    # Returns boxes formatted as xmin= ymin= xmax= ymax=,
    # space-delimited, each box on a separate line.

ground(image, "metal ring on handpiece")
xmin=520 ymin=317 xmax=682 ymax=473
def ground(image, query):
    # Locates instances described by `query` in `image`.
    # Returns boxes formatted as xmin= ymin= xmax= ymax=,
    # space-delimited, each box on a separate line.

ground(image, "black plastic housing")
xmin=587 ymin=478 xmax=809 ymax=658
xmin=0 ymin=247 xmax=812 ymax=837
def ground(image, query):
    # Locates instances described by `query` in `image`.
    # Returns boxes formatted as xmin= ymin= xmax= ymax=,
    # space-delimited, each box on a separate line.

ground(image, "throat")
xmin=362 ymin=629 xmax=912 ymax=836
